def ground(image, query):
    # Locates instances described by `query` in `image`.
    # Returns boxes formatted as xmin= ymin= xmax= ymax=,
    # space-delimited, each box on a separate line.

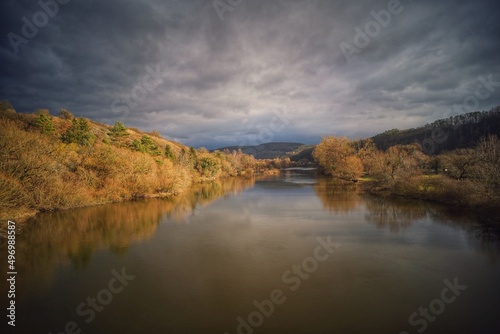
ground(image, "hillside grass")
xmin=0 ymin=105 xmax=258 ymax=220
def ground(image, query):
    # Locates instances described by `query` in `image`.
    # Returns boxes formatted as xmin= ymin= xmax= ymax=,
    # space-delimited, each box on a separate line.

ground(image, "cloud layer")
xmin=1 ymin=0 xmax=499 ymax=148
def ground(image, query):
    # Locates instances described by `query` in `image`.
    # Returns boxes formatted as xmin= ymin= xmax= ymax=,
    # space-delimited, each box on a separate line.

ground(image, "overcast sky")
xmin=1 ymin=0 xmax=499 ymax=148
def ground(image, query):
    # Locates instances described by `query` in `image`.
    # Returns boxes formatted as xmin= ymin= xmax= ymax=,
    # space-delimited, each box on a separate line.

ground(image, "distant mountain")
xmin=371 ymin=106 xmax=500 ymax=154
xmin=215 ymin=107 xmax=500 ymax=159
xmin=215 ymin=142 xmax=311 ymax=159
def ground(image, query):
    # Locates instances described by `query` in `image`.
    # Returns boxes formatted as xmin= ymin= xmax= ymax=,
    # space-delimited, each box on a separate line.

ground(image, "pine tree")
xmin=34 ymin=113 xmax=55 ymax=134
xmin=61 ymin=118 xmax=95 ymax=146
xmin=165 ymin=144 xmax=175 ymax=161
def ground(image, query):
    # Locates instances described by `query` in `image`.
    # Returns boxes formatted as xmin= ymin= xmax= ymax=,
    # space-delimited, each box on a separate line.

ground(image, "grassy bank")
xmin=0 ymin=103 xmax=259 ymax=220
xmin=361 ymin=175 xmax=500 ymax=214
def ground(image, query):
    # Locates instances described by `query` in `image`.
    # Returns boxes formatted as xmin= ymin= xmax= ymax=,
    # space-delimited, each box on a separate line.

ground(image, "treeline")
xmin=372 ymin=106 xmax=500 ymax=154
xmin=0 ymin=102 xmax=260 ymax=219
xmin=313 ymin=135 xmax=500 ymax=208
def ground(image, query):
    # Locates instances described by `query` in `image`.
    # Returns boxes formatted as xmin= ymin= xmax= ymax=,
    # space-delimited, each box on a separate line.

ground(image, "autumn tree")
xmin=0 ymin=101 xmax=13 ymax=113
xmin=59 ymin=108 xmax=74 ymax=120
xmin=439 ymin=149 xmax=478 ymax=180
xmin=196 ymin=153 xmax=221 ymax=178
xmin=0 ymin=101 xmax=16 ymax=119
xmin=239 ymin=152 xmax=256 ymax=175
xmin=313 ymin=136 xmax=364 ymax=181
xmin=366 ymin=143 xmax=428 ymax=183
xmin=354 ymin=138 xmax=377 ymax=163
xmin=474 ymin=135 xmax=500 ymax=197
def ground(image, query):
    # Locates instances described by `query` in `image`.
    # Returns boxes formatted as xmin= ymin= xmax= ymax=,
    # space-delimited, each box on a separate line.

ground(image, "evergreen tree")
xmin=165 ymin=144 xmax=175 ymax=161
xmin=34 ymin=113 xmax=55 ymax=134
xmin=61 ymin=118 xmax=95 ymax=146
xmin=108 ymin=121 xmax=128 ymax=139
xmin=131 ymin=135 xmax=161 ymax=156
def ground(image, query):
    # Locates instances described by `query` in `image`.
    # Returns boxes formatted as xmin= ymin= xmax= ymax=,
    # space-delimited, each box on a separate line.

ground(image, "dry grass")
xmin=0 ymin=115 xmax=192 ymax=218
xmin=367 ymin=174 xmax=499 ymax=208
xmin=0 ymin=108 xmax=261 ymax=219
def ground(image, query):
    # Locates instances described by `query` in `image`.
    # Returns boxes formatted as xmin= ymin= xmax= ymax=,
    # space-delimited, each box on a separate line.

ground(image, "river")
xmin=1 ymin=170 xmax=499 ymax=334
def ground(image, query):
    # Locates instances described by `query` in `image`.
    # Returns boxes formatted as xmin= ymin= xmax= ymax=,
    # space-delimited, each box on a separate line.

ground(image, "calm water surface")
xmin=1 ymin=171 xmax=499 ymax=334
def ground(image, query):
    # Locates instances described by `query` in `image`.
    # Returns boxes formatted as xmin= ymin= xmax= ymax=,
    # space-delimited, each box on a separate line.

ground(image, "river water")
xmin=1 ymin=170 xmax=499 ymax=334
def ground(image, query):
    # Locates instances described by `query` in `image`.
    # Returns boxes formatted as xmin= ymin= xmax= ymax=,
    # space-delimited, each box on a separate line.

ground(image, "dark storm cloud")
xmin=1 ymin=0 xmax=499 ymax=148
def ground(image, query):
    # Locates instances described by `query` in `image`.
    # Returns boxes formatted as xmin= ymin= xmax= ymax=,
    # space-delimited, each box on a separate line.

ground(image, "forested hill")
xmin=215 ymin=142 xmax=306 ymax=159
xmin=372 ymin=106 xmax=500 ymax=154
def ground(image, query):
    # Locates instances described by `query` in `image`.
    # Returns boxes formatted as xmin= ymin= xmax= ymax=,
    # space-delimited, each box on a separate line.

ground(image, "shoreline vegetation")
xmin=312 ymin=135 xmax=500 ymax=217
xmin=1 ymin=101 xmax=499 ymax=221
xmin=0 ymin=102 xmax=283 ymax=220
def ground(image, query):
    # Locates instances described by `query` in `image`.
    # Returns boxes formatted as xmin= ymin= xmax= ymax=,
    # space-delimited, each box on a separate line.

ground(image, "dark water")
xmin=1 ymin=171 xmax=500 ymax=334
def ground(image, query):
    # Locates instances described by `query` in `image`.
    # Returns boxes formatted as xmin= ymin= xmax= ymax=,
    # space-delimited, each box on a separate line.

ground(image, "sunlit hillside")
xmin=0 ymin=102 xmax=258 ymax=219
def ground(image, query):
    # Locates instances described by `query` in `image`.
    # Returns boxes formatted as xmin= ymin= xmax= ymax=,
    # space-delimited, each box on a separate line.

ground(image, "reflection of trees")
xmin=427 ymin=207 xmax=500 ymax=262
xmin=364 ymin=196 xmax=500 ymax=261
xmin=0 ymin=177 xmax=255 ymax=297
xmin=470 ymin=224 xmax=500 ymax=262
xmin=471 ymin=225 xmax=500 ymax=263
xmin=363 ymin=196 xmax=428 ymax=232
xmin=163 ymin=177 xmax=255 ymax=224
xmin=313 ymin=176 xmax=500 ymax=260
xmin=313 ymin=178 xmax=361 ymax=213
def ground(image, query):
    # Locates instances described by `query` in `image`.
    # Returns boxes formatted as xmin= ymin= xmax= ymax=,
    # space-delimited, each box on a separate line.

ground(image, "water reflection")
xmin=363 ymin=196 xmax=428 ymax=233
xmin=3 ymin=174 xmax=498 ymax=292
xmin=427 ymin=206 xmax=500 ymax=261
xmin=313 ymin=177 xmax=500 ymax=258
xmin=0 ymin=177 xmax=255 ymax=296
xmin=281 ymin=168 xmax=318 ymax=185
xmin=164 ymin=177 xmax=255 ymax=224
xmin=313 ymin=177 xmax=361 ymax=213
xmin=1 ymin=173 xmax=499 ymax=334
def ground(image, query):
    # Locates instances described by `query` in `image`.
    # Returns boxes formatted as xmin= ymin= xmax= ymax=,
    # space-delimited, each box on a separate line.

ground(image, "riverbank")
xmin=360 ymin=176 xmax=500 ymax=223
xmin=0 ymin=105 xmax=265 ymax=221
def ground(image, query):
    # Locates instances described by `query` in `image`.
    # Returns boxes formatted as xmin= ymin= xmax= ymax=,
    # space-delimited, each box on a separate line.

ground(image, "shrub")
xmin=0 ymin=173 xmax=31 ymax=209
xmin=108 ymin=121 xmax=128 ymax=139
xmin=131 ymin=135 xmax=161 ymax=156
xmin=0 ymin=101 xmax=14 ymax=114
xmin=196 ymin=154 xmax=221 ymax=178
xmin=165 ymin=144 xmax=175 ymax=161
xmin=61 ymin=118 xmax=96 ymax=146
xmin=0 ymin=101 xmax=19 ymax=121
xmin=59 ymin=108 xmax=74 ymax=120
xmin=34 ymin=113 xmax=55 ymax=134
